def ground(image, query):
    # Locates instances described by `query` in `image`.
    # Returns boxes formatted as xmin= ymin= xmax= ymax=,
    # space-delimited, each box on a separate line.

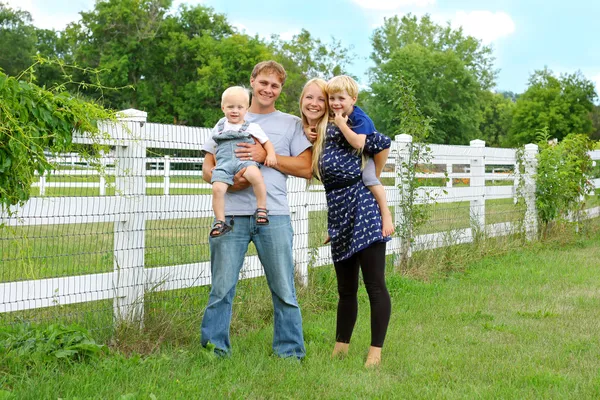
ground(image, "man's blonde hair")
xmin=326 ymin=75 xmax=359 ymax=98
xmin=221 ymin=86 xmax=250 ymax=106
xmin=251 ymin=60 xmax=287 ymax=85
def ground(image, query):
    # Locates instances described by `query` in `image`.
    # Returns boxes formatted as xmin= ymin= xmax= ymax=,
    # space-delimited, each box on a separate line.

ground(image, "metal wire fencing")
xmin=1 ymin=109 xmax=599 ymax=339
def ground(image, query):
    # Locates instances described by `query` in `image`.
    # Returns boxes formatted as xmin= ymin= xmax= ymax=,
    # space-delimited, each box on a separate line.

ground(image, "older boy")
xmin=200 ymin=61 xmax=312 ymax=359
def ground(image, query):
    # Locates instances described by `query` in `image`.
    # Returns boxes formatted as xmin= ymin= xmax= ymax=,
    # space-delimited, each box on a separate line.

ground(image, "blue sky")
xmin=6 ymin=0 xmax=600 ymax=96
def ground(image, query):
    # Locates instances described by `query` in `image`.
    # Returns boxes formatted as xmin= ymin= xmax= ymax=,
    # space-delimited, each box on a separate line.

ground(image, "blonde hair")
xmin=326 ymin=75 xmax=368 ymax=169
xmin=300 ymin=78 xmax=329 ymax=181
xmin=251 ymin=60 xmax=287 ymax=85
xmin=326 ymin=75 xmax=359 ymax=98
xmin=221 ymin=86 xmax=250 ymax=106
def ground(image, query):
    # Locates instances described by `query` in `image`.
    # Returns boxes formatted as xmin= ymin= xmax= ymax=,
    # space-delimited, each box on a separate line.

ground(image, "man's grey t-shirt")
xmin=202 ymin=111 xmax=312 ymax=216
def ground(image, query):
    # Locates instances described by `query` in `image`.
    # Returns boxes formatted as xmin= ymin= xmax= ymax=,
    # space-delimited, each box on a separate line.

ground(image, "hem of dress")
xmin=332 ymin=236 xmax=390 ymax=263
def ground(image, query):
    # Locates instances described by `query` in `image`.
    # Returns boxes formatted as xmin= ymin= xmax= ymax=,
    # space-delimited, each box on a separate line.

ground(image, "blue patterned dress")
xmin=319 ymin=123 xmax=392 ymax=262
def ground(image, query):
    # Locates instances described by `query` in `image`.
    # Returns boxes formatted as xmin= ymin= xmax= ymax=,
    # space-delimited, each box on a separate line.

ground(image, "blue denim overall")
xmin=211 ymin=120 xmax=259 ymax=185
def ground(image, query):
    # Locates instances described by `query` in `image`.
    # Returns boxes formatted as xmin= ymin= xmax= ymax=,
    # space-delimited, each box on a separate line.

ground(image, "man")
xmin=200 ymin=60 xmax=312 ymax=358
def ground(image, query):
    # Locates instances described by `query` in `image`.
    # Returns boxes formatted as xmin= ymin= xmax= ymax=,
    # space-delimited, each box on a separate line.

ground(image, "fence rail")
xmin=1 ymin=109 xmax=599 ymax=325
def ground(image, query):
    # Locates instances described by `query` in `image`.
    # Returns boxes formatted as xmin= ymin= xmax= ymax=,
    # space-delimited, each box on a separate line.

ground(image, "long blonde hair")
xmin=300 ymin=78 xmax=329 ymax=181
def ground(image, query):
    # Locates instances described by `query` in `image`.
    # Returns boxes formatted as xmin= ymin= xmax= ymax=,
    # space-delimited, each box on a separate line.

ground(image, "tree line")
xmin=1 ymin=0 xmax=599 ymax=146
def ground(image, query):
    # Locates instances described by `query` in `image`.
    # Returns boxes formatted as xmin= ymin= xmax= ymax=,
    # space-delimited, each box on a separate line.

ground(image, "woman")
xmin=299 ymin=78 xmax=392 ymax=367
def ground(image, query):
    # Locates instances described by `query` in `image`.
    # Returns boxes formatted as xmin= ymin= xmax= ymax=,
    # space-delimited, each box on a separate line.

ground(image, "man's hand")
xmin=235 ymin=138 xmax=266 ymax=164
xmin=229 ymin=167 xmax=250 ymax=191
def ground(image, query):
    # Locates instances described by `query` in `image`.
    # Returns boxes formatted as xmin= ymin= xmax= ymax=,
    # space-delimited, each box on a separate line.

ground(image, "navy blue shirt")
xmin=348 ymin=105 xmax=376 ymax=135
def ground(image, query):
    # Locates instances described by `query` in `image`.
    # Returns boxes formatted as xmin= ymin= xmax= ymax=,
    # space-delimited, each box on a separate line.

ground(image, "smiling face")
xmin=301 ymin=82 xmax=328 ymax=126
xmin=250 ymin=72 xmax=283 ymax=113
xmin=221 ymin=91 xmax=249 ymax=124
xmin=328 ymin=89 xmax=356 ymax=117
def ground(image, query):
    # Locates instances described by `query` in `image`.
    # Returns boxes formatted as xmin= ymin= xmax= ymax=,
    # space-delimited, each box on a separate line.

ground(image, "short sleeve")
xmin=290 ymin=118 xmax=312 ymax=157
xmin=248 ymin=123 xmax=269 ymax=144
xmin=364 ymin=131 xmax=391 ymax=155
xmin=351 ymin=113 xmax=376 ymax=135
xmin=202 ymin=124 xmax=219 ymax=154
xmin=362 ymin=157 xmax=380 ymax=187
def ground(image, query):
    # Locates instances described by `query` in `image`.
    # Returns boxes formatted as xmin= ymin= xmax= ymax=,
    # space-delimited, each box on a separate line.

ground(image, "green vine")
xmin=0 ymin=60 xmax=116 ymax=212
xmin=388 ymin=77 xmax=445 ymax=269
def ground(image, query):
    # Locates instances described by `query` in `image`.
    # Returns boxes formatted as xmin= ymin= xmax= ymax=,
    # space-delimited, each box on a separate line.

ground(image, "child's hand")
xmin=323 ymin=235 xmax=331 ymax=245
xmin=333 ymin=110 xmax=348 ymax=127
xmin=304 ymin=125 xmax=318 ymax=143
xmin=264 ymin=154 xmax=277 ymax=167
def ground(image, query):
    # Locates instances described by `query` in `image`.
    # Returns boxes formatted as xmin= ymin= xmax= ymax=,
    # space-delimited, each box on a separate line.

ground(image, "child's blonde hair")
xmin=326 ymin=75 xmax=368 ymax=169
xmin=326 ymin=75 xmax=359 ymax=98
xmin=300 ymin=78 xmax=329 ymax=181
xmin=221 ymin=86 xmax=250 ymax=106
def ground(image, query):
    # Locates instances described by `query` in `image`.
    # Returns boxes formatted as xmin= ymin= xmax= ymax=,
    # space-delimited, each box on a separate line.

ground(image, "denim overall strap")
xmin=217 ymin=119 xmax=226 ymax=134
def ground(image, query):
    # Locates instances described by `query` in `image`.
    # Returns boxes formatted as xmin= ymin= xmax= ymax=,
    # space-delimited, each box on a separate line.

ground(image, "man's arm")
xmin=234 ymin=142 xmax=313 ymax=179
xmin=202 ymin=152 xmax=250 ymax=191
xmin=275 ymin=148 xmax=312 ymax=179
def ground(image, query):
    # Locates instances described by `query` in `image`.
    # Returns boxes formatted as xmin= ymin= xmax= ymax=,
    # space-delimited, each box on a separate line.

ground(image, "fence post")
xmin=288 ymin=176 xmax=309 ymax=286
xmin=446 ymin=163 xmax=453 ymax=188
xmin=39 ymin=171 xmax=46 ymax=196
xmin=113 ymin=109 xmax=147 ymax=326
xmin=99 ymin=151 xmax=107 ymax=196
xmin=469 ymin=140 xmax=486 ymax=236
xmin=163 ymin=155 xmax=171 ymax=195
xmin=395 ymin=134 xmax=413 ymax=262
xmin=523 ymin=143 xmax=538 ymax=240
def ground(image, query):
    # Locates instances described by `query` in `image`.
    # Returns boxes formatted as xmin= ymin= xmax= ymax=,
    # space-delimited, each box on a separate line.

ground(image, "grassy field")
xmin=1 ymin=222 xmax=600 ymax=399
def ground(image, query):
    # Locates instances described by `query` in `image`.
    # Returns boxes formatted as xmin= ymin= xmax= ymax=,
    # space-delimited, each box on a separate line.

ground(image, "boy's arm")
xmin=333 ymin=111 xmax=366 ymax=150
xmin=262 ymin=140 xmax=277 ymax=167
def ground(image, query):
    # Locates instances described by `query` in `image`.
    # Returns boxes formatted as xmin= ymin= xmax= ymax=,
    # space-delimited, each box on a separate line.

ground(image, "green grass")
xmin=2 ymin=224 xmax=600 ymax=398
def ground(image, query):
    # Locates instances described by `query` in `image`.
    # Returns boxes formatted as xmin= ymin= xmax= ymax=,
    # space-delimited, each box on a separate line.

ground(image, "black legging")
xmin=333 ymin=241 xmax=391 ymax=348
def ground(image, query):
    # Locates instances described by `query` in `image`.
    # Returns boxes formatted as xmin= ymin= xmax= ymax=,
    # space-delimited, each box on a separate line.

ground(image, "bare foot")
xmin=381 ymin=209 xmax=394 ymax=237
xmin=365 ymin=346 xmax=382 ymax=368
xmin=331 ymin=342 xmax=349 ymax=358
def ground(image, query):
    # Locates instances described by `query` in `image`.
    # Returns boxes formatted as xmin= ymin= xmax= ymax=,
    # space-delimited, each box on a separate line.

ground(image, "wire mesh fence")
xmin=1 ymin=110 xmax=599 ymax=339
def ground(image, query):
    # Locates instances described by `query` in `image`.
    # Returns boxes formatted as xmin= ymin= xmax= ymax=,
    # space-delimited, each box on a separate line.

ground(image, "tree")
xmin=369 ymin=43 xmax=481 ymax=143
xmin=367 ymin=13 xmax=495 ymax=144
xmin=269 ymin=29 xmax=354 ymax=115
xmin=0 ymin=3 xmax=37 ymax=76
xmin=590 ymin=105 xmax=600 ymax=141
xmin=508 ymin=68 xmax=597 ymax=145
xmin=479 ymin=91 xmax=515 ymax=147
xmin=370 ymin=14 xmax=496 ymax=90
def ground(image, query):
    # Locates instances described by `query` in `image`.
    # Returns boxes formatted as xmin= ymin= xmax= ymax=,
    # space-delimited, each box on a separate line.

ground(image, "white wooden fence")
xmin=2 ymin=109 xmax=599 ymax=324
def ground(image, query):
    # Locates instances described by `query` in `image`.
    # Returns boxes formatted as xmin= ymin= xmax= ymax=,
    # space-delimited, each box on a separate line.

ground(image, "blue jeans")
xmin=200 ymin=215 xmax=306 ymax=358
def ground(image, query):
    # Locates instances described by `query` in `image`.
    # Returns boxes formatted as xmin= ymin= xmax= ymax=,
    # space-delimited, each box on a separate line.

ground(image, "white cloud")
xmin=279 ymin=30 xmax=300 ymax=41
xmin=3 ymin=0 xmax=92 ymax=30
xmin=352 ymin=0 xmax=435 ymax=10
xmin=449 ymin=11 xmax=515 ymax=44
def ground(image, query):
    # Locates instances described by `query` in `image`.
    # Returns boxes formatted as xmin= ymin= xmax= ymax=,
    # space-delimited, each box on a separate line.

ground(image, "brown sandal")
xmin=210 ymin=220 xmax=232 ymax=237
xmin=255 ymin=208 xmax=269 ymax=225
